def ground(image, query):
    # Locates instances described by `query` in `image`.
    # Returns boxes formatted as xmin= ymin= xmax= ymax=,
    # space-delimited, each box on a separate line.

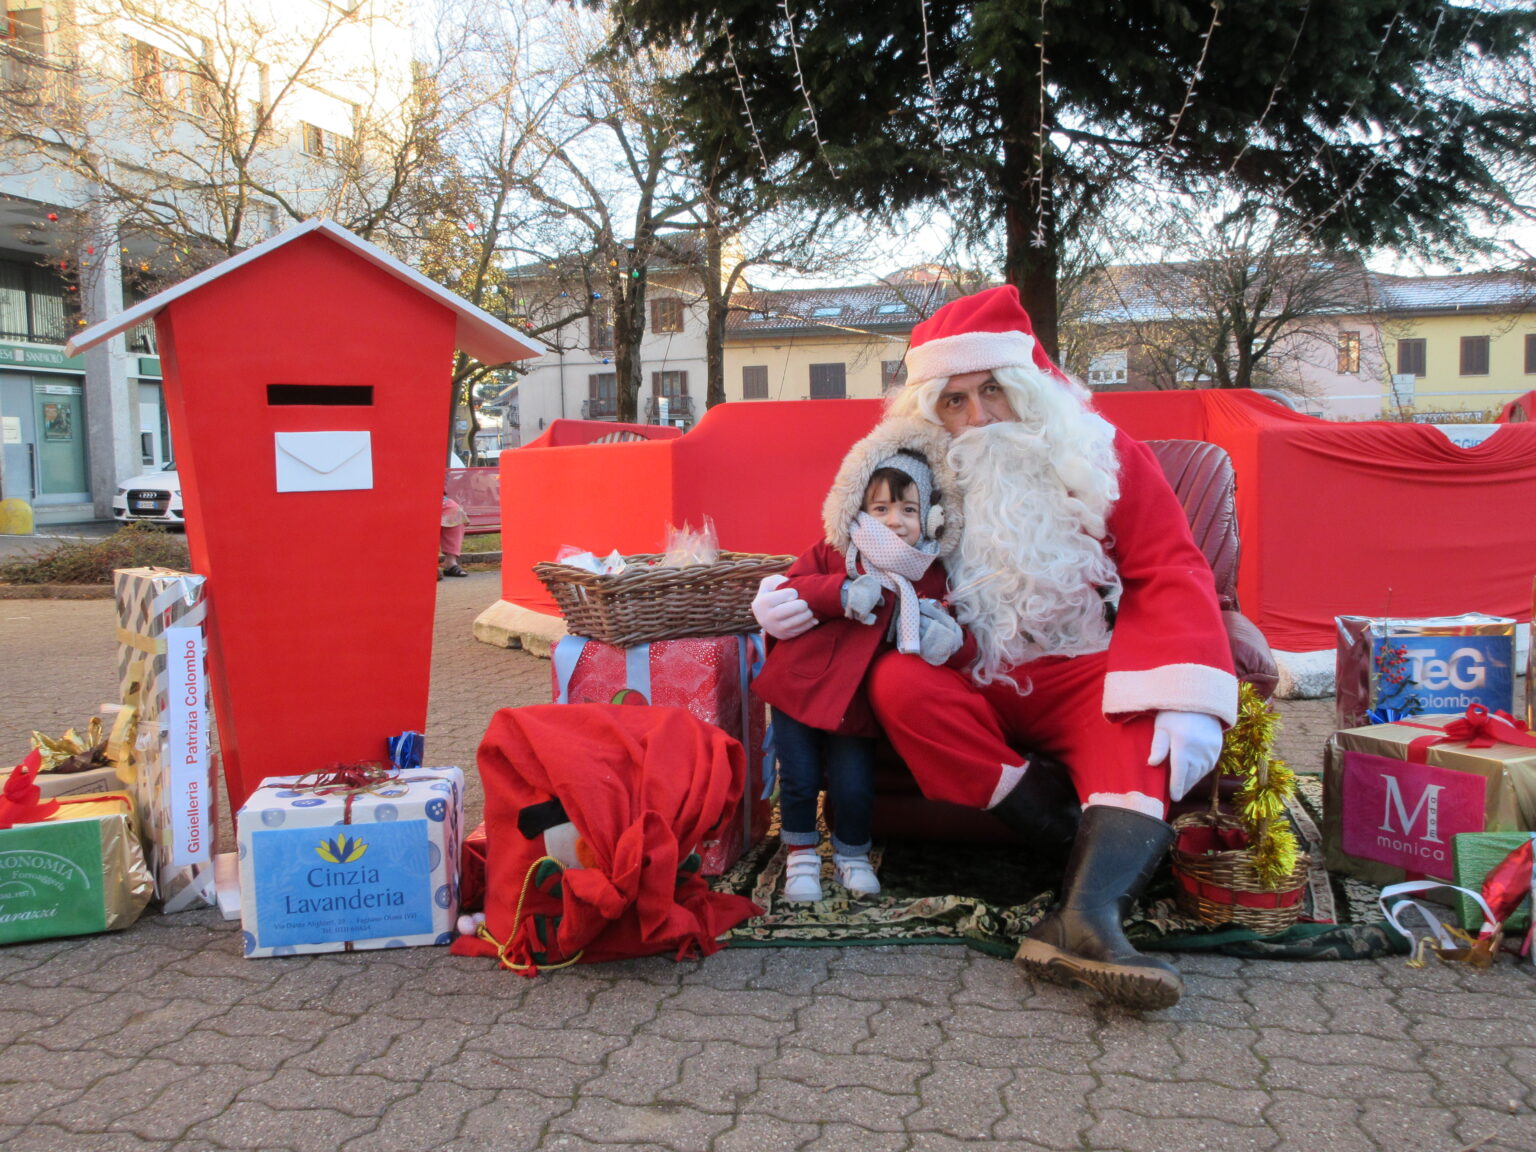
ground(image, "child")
xmin=753 ymin=424 xmax=973 ymax=902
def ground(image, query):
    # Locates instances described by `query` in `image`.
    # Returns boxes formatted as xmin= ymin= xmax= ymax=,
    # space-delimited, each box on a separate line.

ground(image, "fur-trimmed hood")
xmin=821 ymin=417 xmax=963 ymax=560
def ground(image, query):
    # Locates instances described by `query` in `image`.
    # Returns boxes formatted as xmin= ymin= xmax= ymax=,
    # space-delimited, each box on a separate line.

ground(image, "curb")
xmin=0 ymin=583 xmax=114 ymax=599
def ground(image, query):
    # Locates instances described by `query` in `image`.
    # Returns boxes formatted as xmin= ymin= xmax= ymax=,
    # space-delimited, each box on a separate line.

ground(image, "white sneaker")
xmin=834 ymin=853 xmax=880 ymax=897
xmin=783 ymin=850 xmax=824 ymax=902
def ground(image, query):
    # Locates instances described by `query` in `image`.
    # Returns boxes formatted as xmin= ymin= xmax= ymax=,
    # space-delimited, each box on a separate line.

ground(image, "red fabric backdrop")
xmin=502 ymin=391 xmax=1536 ymax=652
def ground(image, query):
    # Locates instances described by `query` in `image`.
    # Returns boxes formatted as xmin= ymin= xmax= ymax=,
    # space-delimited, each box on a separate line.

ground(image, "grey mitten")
xmin=841 ymin=573 xmax=884 ymax=625
xmin=917 ymin=599 xmax=964 ymax=665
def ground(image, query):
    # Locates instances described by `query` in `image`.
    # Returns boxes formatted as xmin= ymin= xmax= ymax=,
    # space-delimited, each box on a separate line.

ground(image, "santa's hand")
xmin=752 ymin=574 xmax=816 ymax=639
xmin=841 ymin=574 xmax=883 ymax=625
xmin=1149 ymin=710 xmax=1225 ymax=802
xmin=916 ymin=599 xmax=963 ymax=665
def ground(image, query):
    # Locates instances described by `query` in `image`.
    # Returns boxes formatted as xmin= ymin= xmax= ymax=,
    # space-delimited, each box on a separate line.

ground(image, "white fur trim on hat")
xmin=821 ymin=417 xmax=964 ymax=560
xmin=904 ymin=330 xmax=1040 ymax=389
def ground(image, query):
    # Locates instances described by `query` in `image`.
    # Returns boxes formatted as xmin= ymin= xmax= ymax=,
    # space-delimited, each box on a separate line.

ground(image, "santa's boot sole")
xmin=1014 ymin=937 xmax=1184 ymax=1011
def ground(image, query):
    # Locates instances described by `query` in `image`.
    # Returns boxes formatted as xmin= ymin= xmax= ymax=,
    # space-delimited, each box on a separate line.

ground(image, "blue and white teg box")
xmin=236 ymin=766 xmax=463 ymax=958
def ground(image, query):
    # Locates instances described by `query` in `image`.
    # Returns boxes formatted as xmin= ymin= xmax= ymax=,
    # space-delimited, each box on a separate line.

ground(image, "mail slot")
xmin=267 ymin=384 xmax=374 ymax=406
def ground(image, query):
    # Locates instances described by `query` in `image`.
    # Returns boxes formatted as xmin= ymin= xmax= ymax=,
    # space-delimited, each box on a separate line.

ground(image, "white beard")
xmin=946 ymin=418 xmax=1122 ymax=686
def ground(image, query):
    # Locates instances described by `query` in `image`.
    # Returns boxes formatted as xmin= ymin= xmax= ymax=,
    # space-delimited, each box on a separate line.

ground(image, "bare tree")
xmin=1080 ymin=194 xmax=1374 ymax=394
xmin=5 ymin=0 xmax=441 ymax=282
xmin=508 ymin=8 xmax=704 ymax=424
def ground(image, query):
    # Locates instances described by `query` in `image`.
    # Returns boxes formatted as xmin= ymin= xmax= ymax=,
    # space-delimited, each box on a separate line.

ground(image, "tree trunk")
xmin=705 ymin=202 xmax=726 ymax=409
xmin=613 ymin=260 xmax=646 ymax=423
xmin=999 ymin=70 xmax=1060 ymax=361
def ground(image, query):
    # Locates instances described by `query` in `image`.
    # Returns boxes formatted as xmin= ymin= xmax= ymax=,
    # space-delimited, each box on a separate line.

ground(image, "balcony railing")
xmin=645 ymin=394 xmax=694 ymax=420
xmin=581 ymin=399 xmax=617 ymax=420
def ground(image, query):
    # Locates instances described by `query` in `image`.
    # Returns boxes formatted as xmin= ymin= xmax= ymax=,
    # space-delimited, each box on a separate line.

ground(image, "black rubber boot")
xmin=1013 ymin=804 xmax=1183 ymax=1011
xmin=988 ymin=758 xmax=1080 ymax=868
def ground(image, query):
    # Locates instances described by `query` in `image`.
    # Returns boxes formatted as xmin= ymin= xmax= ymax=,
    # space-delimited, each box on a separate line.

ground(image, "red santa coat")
xmin=1097 ymin=430 xmax=1235 ymax=724
xmin=868 ymin=426 xmax=1236 ymax=811
xmin=752 ymin=540 xmax=976 ymax=737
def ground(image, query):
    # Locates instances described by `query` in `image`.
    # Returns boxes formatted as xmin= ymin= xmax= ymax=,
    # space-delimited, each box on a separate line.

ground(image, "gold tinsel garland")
xmin=1217 ymin=681 xmax=1300 ymax=888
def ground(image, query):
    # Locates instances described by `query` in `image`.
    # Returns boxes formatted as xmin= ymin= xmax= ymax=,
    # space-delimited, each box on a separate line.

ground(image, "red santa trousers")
xmin=867 ymin=648 xmax=1168 ymax=815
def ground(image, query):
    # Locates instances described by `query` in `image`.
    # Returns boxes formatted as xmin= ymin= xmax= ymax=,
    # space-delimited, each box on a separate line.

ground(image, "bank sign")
xmin=1371 ymin=633 xmax=1514 ymax=717
xmin=1340 ymin=750 xmax=1487 ymax=873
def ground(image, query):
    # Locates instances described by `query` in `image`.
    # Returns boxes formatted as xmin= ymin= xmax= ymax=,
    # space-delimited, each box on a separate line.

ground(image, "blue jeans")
xmin=771 ymin=707 xmax=874 ymax=856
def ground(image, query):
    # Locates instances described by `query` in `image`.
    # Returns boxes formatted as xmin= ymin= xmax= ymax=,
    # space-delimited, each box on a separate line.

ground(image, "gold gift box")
xmin=0 ymin=792 xmax=154 ymax=945
xmin=1324 ymin=717 xmax=1536 ymax=889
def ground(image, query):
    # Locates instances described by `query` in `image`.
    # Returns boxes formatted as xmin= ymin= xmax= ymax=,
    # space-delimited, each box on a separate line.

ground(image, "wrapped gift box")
xmin=37 ymin=765 xmax=127 ymax=800
xmin=0 ymin=793 xmax=153 ymax=946
xmin=113 ymin=567 xmax=216 ymax=911
xmin=552 ymin=634 xmax=770 ymax=875
xmin=1336 ymin=614 xmax=1515 ymax=731
xmin=1324 ymin=714 xmax=1536 ymax=888
xmin=1452 ymin=831 xmax=1534 ymax=934
xmin=460 ymin=821 xmax=488 ymax=914
xmin=236 ymin=766 xmax=463 ymax=958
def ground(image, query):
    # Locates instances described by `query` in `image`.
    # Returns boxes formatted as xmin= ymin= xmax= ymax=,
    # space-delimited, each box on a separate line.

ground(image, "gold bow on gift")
xmin=30 ymin=717 xmax=109 ymax=774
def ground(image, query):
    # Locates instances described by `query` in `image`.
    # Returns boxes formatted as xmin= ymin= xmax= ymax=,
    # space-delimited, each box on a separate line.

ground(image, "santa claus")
xmin=752 ymin=285 xmax=1237 ymax=1010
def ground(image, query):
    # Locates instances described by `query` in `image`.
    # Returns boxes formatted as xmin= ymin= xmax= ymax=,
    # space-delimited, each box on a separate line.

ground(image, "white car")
xmin=113 ymin=462 xmax=185 ymax=526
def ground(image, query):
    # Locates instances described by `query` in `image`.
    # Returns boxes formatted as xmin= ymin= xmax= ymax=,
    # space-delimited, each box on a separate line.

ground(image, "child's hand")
xmin=917 ymin=599 xmax=963 ymax=665
xmin=841 ymin=574 xmax=883 ymax=625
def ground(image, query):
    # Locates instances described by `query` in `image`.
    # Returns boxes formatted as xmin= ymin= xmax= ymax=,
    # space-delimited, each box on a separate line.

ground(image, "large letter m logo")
xmin=1379 ymin=775 xmax=1444 ymax=843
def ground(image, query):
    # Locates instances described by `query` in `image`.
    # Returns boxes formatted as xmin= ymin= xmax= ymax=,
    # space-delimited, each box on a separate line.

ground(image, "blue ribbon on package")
xmin=737 ymin=633 xmax=775 ymax=801
xmin=388 ymin=731 xmax=424 ymax=772
xmin=1365 ymin=706 xmax=1415 ymax=725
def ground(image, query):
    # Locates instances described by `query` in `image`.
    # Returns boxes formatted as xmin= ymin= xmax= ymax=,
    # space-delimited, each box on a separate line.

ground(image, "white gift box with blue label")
xmin=236 ymin=765 xmax=463 ymax=958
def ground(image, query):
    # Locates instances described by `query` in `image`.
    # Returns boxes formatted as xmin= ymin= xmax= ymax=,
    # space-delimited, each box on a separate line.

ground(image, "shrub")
xmin=0 ymin=523 xmax=191 ymax=585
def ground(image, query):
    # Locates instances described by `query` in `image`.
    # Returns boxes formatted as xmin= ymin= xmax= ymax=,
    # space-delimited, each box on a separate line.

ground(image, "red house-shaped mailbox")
xmin=69 ymin=220 xmax=543 ymax=809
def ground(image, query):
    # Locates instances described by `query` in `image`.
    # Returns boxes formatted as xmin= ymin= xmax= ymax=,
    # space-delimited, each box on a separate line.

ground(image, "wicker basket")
xmin=1170 ymin=770 xmax=1311 ymax=936
xmin=533 ymin=552 xmax=794 ymax=648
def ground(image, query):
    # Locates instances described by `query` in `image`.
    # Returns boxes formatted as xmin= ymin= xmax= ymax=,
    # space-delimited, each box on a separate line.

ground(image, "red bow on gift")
xmin=0 ymin=749 xmax=60 ymax=830
xmin=1479 ymin=836 xmax=1535 ymax=952
xmin=1405 ymin=703 xmax=1536 ymax=761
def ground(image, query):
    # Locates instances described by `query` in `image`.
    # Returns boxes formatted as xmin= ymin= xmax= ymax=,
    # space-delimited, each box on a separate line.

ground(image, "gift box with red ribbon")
xmin=1324 ymin=705 xmax=1536 ymax=888
xmin=551 ymin=634 xmax=770 ymax=875
xmin=235 ymin=744 xmax=463 ymax=958
xmin=0 ymin=751 xmax=154 ymax=945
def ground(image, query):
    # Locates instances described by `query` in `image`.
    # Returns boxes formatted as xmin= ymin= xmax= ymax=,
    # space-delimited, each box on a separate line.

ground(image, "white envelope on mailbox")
xmin=274 ymin=430 xmax=373 ymax=493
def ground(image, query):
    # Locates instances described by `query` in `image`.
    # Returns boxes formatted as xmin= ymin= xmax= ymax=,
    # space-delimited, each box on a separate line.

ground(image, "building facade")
xmin=511 ymin=269 xmax=710 ymax=439
xmin=724 ymin=280 xmax=957 ymax=405
xmin=0 ymin=0 xmax=414 ymax=523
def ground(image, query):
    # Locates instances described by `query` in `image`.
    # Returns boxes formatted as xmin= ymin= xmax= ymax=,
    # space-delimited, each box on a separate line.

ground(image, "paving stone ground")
xmin=2 ymin=573 xmax=1533 ymax=1152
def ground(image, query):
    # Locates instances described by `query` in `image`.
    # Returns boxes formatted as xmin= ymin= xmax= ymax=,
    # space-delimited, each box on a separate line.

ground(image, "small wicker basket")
xmin=533 ymin=552 xmax=794 ymax=648
xmin=1170 ymin=767 xmax=1311 ymax=937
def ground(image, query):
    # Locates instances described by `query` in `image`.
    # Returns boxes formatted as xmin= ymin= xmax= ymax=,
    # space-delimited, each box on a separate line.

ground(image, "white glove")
xmin=1149 ymin=710 xmax=1225 ymax=803
xmin=916 ymin=599 xmax=963 ymax=665
xmin=751 ymin=574 xmax=816 ymax=640
xmin=841 ymin=573 xmax=884 ymax=625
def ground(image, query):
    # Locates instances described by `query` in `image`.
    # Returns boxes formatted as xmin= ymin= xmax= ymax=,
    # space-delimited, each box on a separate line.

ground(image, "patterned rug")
xmin=712 ymin=776 xmax=1407 ymax=961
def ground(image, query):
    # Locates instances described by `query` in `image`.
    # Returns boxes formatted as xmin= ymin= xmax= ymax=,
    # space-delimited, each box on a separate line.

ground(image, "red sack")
xmin=450 ymin=704 xmax=760 ymax=974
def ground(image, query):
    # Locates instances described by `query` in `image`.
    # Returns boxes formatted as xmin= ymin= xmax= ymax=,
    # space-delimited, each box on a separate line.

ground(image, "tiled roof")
xmin=726 ymin=280 xmax=963 ymax=336
xmin=1371 ymin=269 xmax=1536 ymax=314
xmin=1073 ymin=257 xmax=1376 ymax=325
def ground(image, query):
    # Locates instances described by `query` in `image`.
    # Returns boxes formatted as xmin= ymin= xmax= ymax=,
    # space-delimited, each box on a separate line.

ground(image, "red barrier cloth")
xmin=503 ymin=389 xmax=1536 ymax=652
xmin=451 ymin=705 xmax=760 ymax=973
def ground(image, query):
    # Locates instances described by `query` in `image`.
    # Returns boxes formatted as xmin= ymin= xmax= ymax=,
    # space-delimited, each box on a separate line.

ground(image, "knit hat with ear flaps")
xmin=903 ymin=284 xmax=1071 ymax=389
xmin=821 ymin=417 xmax=963 ymax=559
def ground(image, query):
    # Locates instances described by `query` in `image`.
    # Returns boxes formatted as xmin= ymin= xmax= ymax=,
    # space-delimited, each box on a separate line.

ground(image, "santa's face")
xmin=935 ymin=371 xmax=1017 ymax=434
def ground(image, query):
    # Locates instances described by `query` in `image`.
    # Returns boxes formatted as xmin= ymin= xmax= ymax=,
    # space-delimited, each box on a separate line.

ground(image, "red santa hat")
xmin=903 ymin=285 xmax=1069 ymax=388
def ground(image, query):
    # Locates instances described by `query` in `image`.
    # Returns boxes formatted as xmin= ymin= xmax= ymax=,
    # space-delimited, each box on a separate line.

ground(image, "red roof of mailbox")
xmin=66 ymin=218 xmax=546 ymax=366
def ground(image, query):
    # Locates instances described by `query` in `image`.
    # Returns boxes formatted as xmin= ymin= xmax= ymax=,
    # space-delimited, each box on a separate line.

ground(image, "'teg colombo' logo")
xmin=1402 ymin=646 xmax=1488 ymax=691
